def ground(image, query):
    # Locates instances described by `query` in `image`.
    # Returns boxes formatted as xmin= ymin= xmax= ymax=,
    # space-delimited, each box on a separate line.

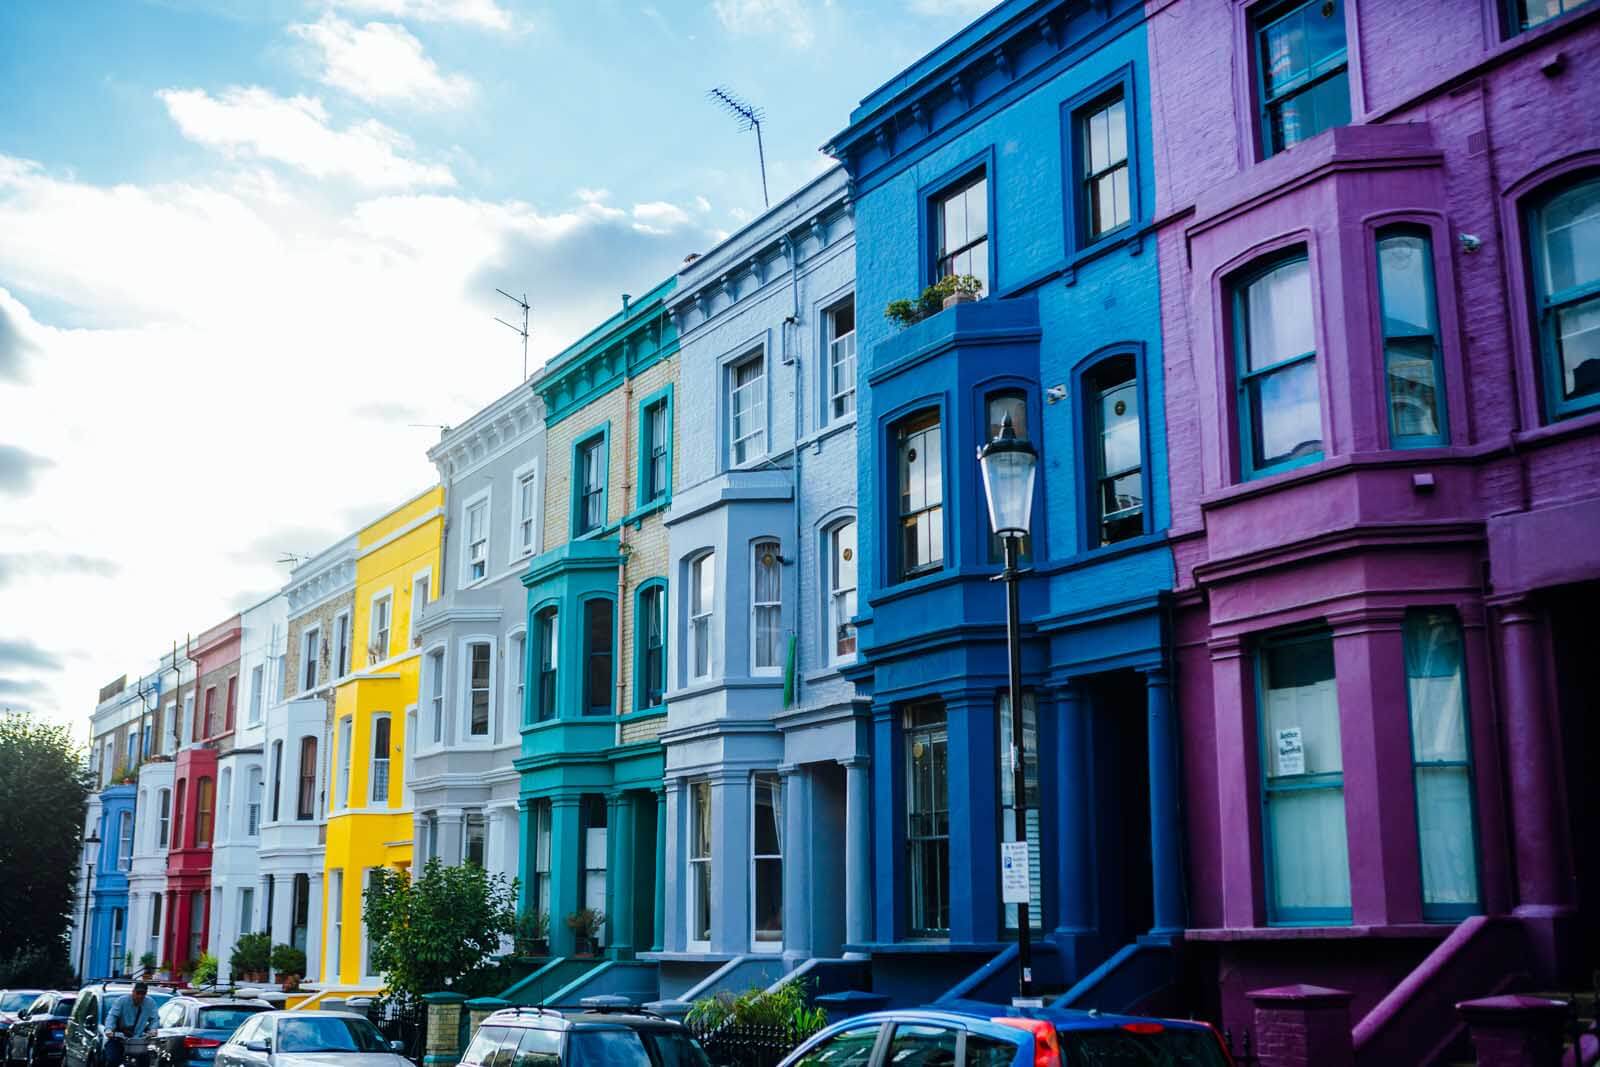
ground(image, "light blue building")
xmin=85 ymin=784 xmax=137 ymax=979
xmin=650 ymin=167 xmax=865 ymax=1003
xmin=825 ymin=0 xmax=1184 ymax=1008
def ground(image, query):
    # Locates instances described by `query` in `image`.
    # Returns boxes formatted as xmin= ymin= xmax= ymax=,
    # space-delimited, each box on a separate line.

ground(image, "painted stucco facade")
xmin=412 ymin=383 xmax=546 ymax=890
xmin=651 ymin=165 xmax=867 ymax=1000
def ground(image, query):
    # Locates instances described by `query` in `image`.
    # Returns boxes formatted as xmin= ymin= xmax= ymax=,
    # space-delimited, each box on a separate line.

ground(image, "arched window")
xmin=584 ymin=600 xmax=615 ymax=715
xmin=751 ymin=540 xmax=783 ymax=674
xmin=826 ymin=520 xmax=858 ymax=666
xmin=1528 ymin=175 xmax=1600 ymax=420
xmin=636 ymin=584 xmax=666 ymax=710
xmin=535 ymin=609 xmax=559 ymax=721
xmin=1232 ymin=251 xmax=1324 ymax=478
xmin=1376 ymin=226 xmax=1447 ymax=445
xmin=984 ymin=391 xmax=1032 ymax=561
xmin=1084 ymin=356 xmax=1144 ymax=546
xmin=895 ymin=410 xmax=944 ymax=580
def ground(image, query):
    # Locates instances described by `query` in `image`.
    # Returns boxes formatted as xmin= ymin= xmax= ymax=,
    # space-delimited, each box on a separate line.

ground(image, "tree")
xmin=0 ymin=713 xmax=89 ymax=985
xmin=362 ymin=858 xmax=517 ymax=999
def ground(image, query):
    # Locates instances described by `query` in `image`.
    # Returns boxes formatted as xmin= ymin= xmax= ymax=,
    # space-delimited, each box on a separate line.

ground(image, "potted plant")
xmin=884 ymin=273 xmax=984 ymax=328
xmin=565 ymin=908 xmax=605 ymax=957
xmin=230 ymin=932 xmax=271 ymax=983
xmin=270 ymin=943 xmax=306 ymax=991
xmin=513 ymin=910 xmax=549 ymax=958
xmin=139 ymin=952 xmax=158 ymax=979
xmin=157 ymin=958 xmax=173 ymax=981
xmin=192 ymin=952 xmax=219 ymax=988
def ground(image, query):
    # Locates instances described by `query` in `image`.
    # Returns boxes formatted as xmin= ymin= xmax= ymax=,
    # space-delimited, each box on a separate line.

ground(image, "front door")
xmin=1552 ymin=585 xmax=1600 ymax=970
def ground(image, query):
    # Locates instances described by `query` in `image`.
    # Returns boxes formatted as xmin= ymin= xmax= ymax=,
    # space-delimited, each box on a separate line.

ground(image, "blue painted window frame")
xmin=581 ymin=595 xmax=615 ymax=717
xmin=1375 ymin=224 xmax=1450 ymax=448
xmin=1527 ymin=173 xmax=1600 ymax=422
xmin=1255 ymin=627 xmax=1352 ymax=926
xmin=1231 ymin=248 xmax=1326 ymax=480
xmin=1072 ymin=345 xmax=1152 ymax=551
xmin=1505 ymin=0 xmax=1594 ymax=36
xmin=977 ymin=381 xmax=1039 ymax=565
xmin=570 ymin=423 xmax=611 ymax=539
xmin=533 ymin=605 xmax=558 ymax=722
xmin=1251 ymin=0 xmax=1352 ymax=159
xmin=890 ymin=404 xmax=949 ymax=584
xmin=637 ymin=384 xmax=674 ymax=509
xmin=1062 ymin=66 xmax=1141 ymax=255
xmin=633 ymin=578 xmax=668 ymax=712
xmin=919 ymin=148 xmax=997 ymax=294
xmin=1402 ymin=608 xmax=1483 ymax=922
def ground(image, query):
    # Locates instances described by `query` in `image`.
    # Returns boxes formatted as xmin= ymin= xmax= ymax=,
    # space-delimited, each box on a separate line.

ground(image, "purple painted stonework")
xmin=1247 ymin=985 xmax=1355 ymax=1067
xmin=1146 ymin=0 xmax=1600 ymax=1059
xmin=1455 ymin=995 xmax=1569 ymax=1067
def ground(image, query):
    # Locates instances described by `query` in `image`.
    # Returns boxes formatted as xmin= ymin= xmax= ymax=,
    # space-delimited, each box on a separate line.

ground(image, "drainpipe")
xmin=186 ymin=634 xmax=202 ymax=746
xmin=785 ymin=234 xmax=805 ymax=709
xmin=615 ymin=311 xmax=638 ymax=744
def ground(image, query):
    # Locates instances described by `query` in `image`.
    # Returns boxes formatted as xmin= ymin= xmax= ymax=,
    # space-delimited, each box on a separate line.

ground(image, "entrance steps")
xmin=497 ymin=957 xmax=607 ymax=1006
xmin=1052 ymin=936 xmax=1180 ymax=1015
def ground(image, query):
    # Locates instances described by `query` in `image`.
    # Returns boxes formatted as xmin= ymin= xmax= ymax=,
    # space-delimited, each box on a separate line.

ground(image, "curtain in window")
xmin=1262 ymin=637 xmax=1351 ymax=915
xmin=1405 ymin=611 xmax=1479 ymax=910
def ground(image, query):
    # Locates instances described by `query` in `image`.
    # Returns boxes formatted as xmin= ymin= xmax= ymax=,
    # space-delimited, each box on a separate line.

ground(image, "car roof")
xmin=822 ymin=1002 xmax=1219 ymax=1037
xmin=259 ymin=1009 xmax=373 ymax=1019
xmin=482 ymin=1007 xmax=686 ymax=1031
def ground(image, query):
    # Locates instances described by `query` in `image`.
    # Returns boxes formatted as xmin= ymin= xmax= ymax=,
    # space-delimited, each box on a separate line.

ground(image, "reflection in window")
xmin=584 ymin=600 xmax=614 ymax=715
xmin=1405 ymin=609 xmax=1480 ymax=918
xmin=985 ymin=391 xmax=1032 ymax=562
xmin=1532 ymin=177 xmax=1600 ymax=419
xmin=1377 ymin=228 xmax=1446 ymax=444
xmin=1517 ymin=0 xmax=1593 ymax=32
xmin=905 ymin=702 xmax=949 ymax=936
xmin=753 ymin=773 xmax=783 ymax=945
xmin=934 ymin=172 xmax=989 ymax=294
xmin=1255 ymin=0 xmax=1351 ymax=157
xmin=897 ymin=412 xmax=944 ymax=580
xmin=639 ymin=585 xmax=666 ymax=709
xmin=829 ymin=522 xmax=857 ymax=664
xmin=1089 ymin=358 xmax=1143 ymax=545
xmin=689 ymin=781 xmax=712 ymax=945
xmin=1235 ymin=253 xmax=1323 ymax=476
xmin=1081 ymin=90 xmax=1131 ymax=239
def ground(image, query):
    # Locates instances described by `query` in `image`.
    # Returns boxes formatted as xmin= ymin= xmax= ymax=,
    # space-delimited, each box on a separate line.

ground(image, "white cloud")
xmin=712 ymin=0 xmax=814 ymax=48
xmin=158 ymin=86 xmax=456 ymax=189
xmin=290 ymin=15 xmax=475 ymax=109
xmin=631 ymin=200 xmax=693 ymax=235
xmin=326 ymin=0 xmax=517 ymax=31
xmin=905 ymin=0 xmax=996 ymax=13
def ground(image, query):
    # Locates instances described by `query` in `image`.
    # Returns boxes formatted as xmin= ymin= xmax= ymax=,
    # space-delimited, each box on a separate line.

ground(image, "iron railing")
xmin=685 ymin=1020 xmax=821 ymax=1067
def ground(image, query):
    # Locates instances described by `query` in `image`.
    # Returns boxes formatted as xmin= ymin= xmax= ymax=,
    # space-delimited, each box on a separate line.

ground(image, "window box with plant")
xmin=883 ymin=274 xmax=983 ymax=329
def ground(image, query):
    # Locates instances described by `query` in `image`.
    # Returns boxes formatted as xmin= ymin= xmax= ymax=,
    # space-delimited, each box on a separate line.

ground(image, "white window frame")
xmin=511 ymin=461 xmax=540 ymax=562
xmin=182 ymin=694 xmax=196 ymax=747
xmin=370 ymin=713 xmax=392 ymax=806
xmin=425 ymin=645 xmax=446 ymax=748
xmin=302 ymin=626 xmax=322 ymax=694
xmin=826 ymin=297 xmax=857 ymax=422
xmin=750 ymin=540 xmax=783 ymax=676
xmin=460 ymin=636 xmax=496 ymax=744
xmin=689 ymin=552 xmax=715 ymax=682
xmin=368 ymin=589 xmax=394 ymax=665
xmin=337 ymin=716 xmax=353 ymax=810
xmin=117 ymin=810 xmax=133 ymax=872
xmin=245 ymin=766 xmax=262 ymax=837
xmin=507 ymin=628 xmax=528 ymax=730
xmin=410 ymin=567 xmax=432 ymax=648
xmin=333 ymin=610 xmax=352 ymax=680
xmin=328 ymin=868 xmax=343 ymax=980
xmin=461 ymin=489 xmax=492 ymax=586
xmin=163 ymin=702 xmax=176 ymax=754
xmin=687 ymin=779 xmax=712 ymax=951
xmin=827 ymin=519 xmax=858 ymax=667
xmin=751 ymin=772 xmax=783 ymax=952
xmin=248 ymin=664 xmax=264 ymax=725
xmin=728 ymin=351 xmax=767 ymax=467
xmin=463 ymin=810 xmax=487 ymax=867
xmin=157 ymin=787 xmax=171 ymax=849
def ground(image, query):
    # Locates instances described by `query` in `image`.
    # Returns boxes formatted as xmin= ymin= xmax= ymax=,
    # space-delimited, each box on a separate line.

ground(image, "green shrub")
xmin=269 ymin=943 xmax=306 ymax=977
xmin=192 ymin=952 xmax=218 ymax=987
xmin=883 ymin=274 xmax=982 ymax=328
xmin=684 ymin=978 xmax=826 ymax=1036
xmin=230 ymin=932 xmax=271 ymax=976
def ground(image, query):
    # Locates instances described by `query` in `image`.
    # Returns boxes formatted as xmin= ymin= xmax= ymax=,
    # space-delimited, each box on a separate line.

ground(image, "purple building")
xmin=1147 ymin=0 xmax=1600 ymax=1059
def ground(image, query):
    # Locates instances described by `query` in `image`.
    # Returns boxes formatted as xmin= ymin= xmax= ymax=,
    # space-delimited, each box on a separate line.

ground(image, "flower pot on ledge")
xmin=942 ymin=290 xmax=977 ymax=310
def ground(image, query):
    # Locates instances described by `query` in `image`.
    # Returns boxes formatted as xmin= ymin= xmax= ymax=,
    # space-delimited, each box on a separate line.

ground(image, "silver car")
xmin=215 ymin=1012 xmax=410 ymax=1067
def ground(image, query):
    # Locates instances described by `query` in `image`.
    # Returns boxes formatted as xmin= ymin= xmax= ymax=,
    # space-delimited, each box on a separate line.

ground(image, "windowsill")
xmin=624 ymin=707 xmax=668 ymax=721
xmin=1035 ymin=529 xmax=1168 ymax=577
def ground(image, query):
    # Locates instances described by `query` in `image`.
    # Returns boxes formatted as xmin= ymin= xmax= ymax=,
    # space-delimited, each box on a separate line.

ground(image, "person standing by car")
xmin=103 ymin=985 xmax=156 ymax=1067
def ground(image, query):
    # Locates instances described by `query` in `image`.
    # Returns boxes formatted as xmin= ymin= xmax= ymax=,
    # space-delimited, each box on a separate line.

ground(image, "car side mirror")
xmin=245 ymin=1038 xmax=271 ymax=1053
xmin=390 ymin=1040 xmax=405 ymax=1053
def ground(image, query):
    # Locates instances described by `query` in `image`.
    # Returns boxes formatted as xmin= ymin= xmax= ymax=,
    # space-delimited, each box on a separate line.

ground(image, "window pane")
xmin=1268 ymin=787 xmax=1352 ymax=911
xmin=1416 ymin=765 xmax=1479 ymax=906
xmin=1251 ymin=357 xmax=1323 ymax=467
xmin=1377 ymin=234 xmax=1435 ymax=337
xmin=1263 ymin=638 xmax=1340 ymax=777
xmin=470 ymin=642 xmax=492 ymax=736
xmin=1244 ymin=258 xmax=1315 ymax=370
xmin=753 ymin=774 xmax=782 ymax=942
xmin=1386 ymin=338 xmax=1442 ymax=439
xmin=1542 ymin=178 xmax=1600 ymax=295
xmin=885 ymin=1026 xmax=956 ymax=1067
xmin=793 ymin=1027 xmax=881 ymax=1067
xmin=906 ymin=703 xmax=949 ymax=934
xmin=586 ymin=601 xmax=614 ymax=713
xmin=1555 ymin=295 xmax=1600 ymax=400
xmin=986 ymin=392 xmax=1028 ymax=441
xmin=1099 ymin=378 xmax=1140 ymax=474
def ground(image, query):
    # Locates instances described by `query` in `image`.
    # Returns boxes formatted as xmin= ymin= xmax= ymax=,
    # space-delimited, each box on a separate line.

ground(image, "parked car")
xmin=3 ymin=991 xmax=76 ymax=1067
xmin=460 ymin=999 xmax=712 ymax=1067
xmin=214 ymin=1011 xmax=410 ymax=1067
xmin=63 ymin=983 xmax=175 ymax=1067
xmin=149 ymin=998 xmax=270 ymax=1067
xmin=777 ymin=1003 xmax=1233 ymax=1067
xmin=0 ymin=993 xmax=45 ymax=1045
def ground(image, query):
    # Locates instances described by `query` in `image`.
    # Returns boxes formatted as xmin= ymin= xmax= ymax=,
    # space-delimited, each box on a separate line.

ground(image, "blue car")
xmin=777 ymin=1003 xmax=1232 ymax=1067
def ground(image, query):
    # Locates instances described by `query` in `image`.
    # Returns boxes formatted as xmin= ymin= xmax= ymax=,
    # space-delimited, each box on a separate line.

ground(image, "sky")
xmin=0 ymin=0 xmax=997 ymax=733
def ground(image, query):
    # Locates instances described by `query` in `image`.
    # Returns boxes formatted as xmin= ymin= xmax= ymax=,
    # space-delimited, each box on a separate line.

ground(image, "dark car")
xmin=0 ymin=993 xmax=45 ymax=1047
xmin=461 ymin=999 xmax=713 ymax=1067
xmin=62 ymin=983 xmax=175 ymax=1067
xmin=3 ymin=991 xmax=76 ymax=1067
xmin=149 ymin=999 xmax=270 ymax=1067
xmin=215 ymin=1011 xmax=411 ymax=1067
xmin=777 ymin=1002 xmax=1233 ymax=1067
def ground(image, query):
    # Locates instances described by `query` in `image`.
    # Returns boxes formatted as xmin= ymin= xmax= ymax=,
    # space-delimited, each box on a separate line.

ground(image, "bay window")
xmin=370 ymin=716 xmax=391 ymax=805
xmin=1376 ymin=227 xmax=1447 ymax=445
xmin=536 ymin=609 xmax=558 ymax=720
xmin=1234 ymin=252 xmax=1323 ymax=477
xmin=690 ymin=553 xmax=714 ymax=681
xmin=468 ymin=641 xmax=492 ymax=738
xmin=905 ymin=701 xmax=950 ymax=936
xmin=752 ymin=540 xmax=782 ymax=674
xmin=584 ymin=600 xmax=614 ymax=715
xmin=1405 ymin=609 xmax=1480 ymax=918
xmin=689 ymin=781 xmax=712 ymax=946
xmin=897 ymin=411 xmax=944 ymax=580
xmin=753 ymin=773 xmax=783 ymax=947
xmin=1530 ymin=176 xmax=1600 ymax=420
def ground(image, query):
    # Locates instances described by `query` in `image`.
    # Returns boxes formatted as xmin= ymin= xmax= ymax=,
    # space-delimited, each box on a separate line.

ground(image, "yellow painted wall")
xmin=321 ymin=485 xmax=443 ymax=986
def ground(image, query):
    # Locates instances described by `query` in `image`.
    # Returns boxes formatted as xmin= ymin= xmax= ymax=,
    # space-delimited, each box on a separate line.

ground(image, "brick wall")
xmin=285 ymin=591 xmax=354 ymax=698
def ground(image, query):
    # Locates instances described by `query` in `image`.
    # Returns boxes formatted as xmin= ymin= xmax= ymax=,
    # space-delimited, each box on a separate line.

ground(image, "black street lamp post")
xmin=978 ymin=412 xmax=1040 ymax=1003
xmin=79 ymin=829 xmax=100 ymax=981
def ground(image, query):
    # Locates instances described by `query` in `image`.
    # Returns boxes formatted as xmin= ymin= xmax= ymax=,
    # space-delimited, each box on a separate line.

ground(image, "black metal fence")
xmin=368 ymin=995 xmax=429 ymax=1064
xmin=1220 ymin=1027 xmax=1259 ymax=1067
xmin=685 ymin=1020 xmax=820 ymax=1067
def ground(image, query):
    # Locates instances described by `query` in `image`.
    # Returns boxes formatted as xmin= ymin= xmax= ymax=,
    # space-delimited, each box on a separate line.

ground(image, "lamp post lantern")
xmin=978 ymin=413 xmax=1039 ymax=1002
xmin=79 ymin=828 xmax=101 ymax=981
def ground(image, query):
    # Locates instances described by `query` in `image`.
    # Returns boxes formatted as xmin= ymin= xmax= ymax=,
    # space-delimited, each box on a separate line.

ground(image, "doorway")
xmin=1551 ymin=585 xmax=1600 ymax=970
xmin=1089 ymin=671 xmax=1154 ymax=945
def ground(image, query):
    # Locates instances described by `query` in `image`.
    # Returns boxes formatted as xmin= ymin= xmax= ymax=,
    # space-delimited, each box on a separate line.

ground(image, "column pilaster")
xmin=609 ymin=792 xmax=637 ymax=957
xmin=842 ymin=757 xmax=871 ymax=958
xmin=1144 ymin=668 xmax=1186 ymax=937
xmin=780 ymin=766 xmax=811 ymax=963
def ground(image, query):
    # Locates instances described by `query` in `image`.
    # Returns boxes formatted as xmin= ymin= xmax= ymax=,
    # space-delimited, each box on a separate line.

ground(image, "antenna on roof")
xmin=275 ymin=552 xmax=307 ymax=567
xmin=496 ymin=288 xmax=532 ymax=383
xmin=708 ymin=86 xmax=769 ymax=209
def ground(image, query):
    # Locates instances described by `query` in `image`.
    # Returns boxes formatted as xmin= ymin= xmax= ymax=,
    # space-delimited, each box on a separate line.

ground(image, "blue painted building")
xmin=651 ymin=166 xmax=866 ymax=1001
xmin=824 ymin=0 xmax=1184 ymax=1007
xmin=86 ymin=784 xmax=137 ymax=979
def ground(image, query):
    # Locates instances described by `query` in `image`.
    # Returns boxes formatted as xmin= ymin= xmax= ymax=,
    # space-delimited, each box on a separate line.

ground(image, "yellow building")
xmin=320 ymin=485 xmax=444 ymax=988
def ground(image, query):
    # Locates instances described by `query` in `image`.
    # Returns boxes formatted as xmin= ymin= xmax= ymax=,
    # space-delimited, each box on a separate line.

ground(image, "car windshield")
xmin=55 ymin=999 xmax=76 ymax=1016
xmin=638 ymin=1030 xmax=713 ymax=1067
xmin=1063 ymin=1027 xmax=1228 ymax=1067
xmin=198 ymin=1007 xmax=266 ymax=1032
xmin=99 ymin=993 xmax=172 ymax=1021
xmin=276 ymin=1016 xmax=389 ymax=1054
xmin=1 ymin=994 xmax=36 ymax=1013
xmin=568 ymin=1029 xmax=652 ymax=1067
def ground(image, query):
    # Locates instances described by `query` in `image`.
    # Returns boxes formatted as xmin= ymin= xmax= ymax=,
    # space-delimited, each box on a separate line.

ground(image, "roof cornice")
xmin=429 ymin=387 xmax=544 ymax=483
xmin=533 ymin=278 xmax=680 ymax=426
